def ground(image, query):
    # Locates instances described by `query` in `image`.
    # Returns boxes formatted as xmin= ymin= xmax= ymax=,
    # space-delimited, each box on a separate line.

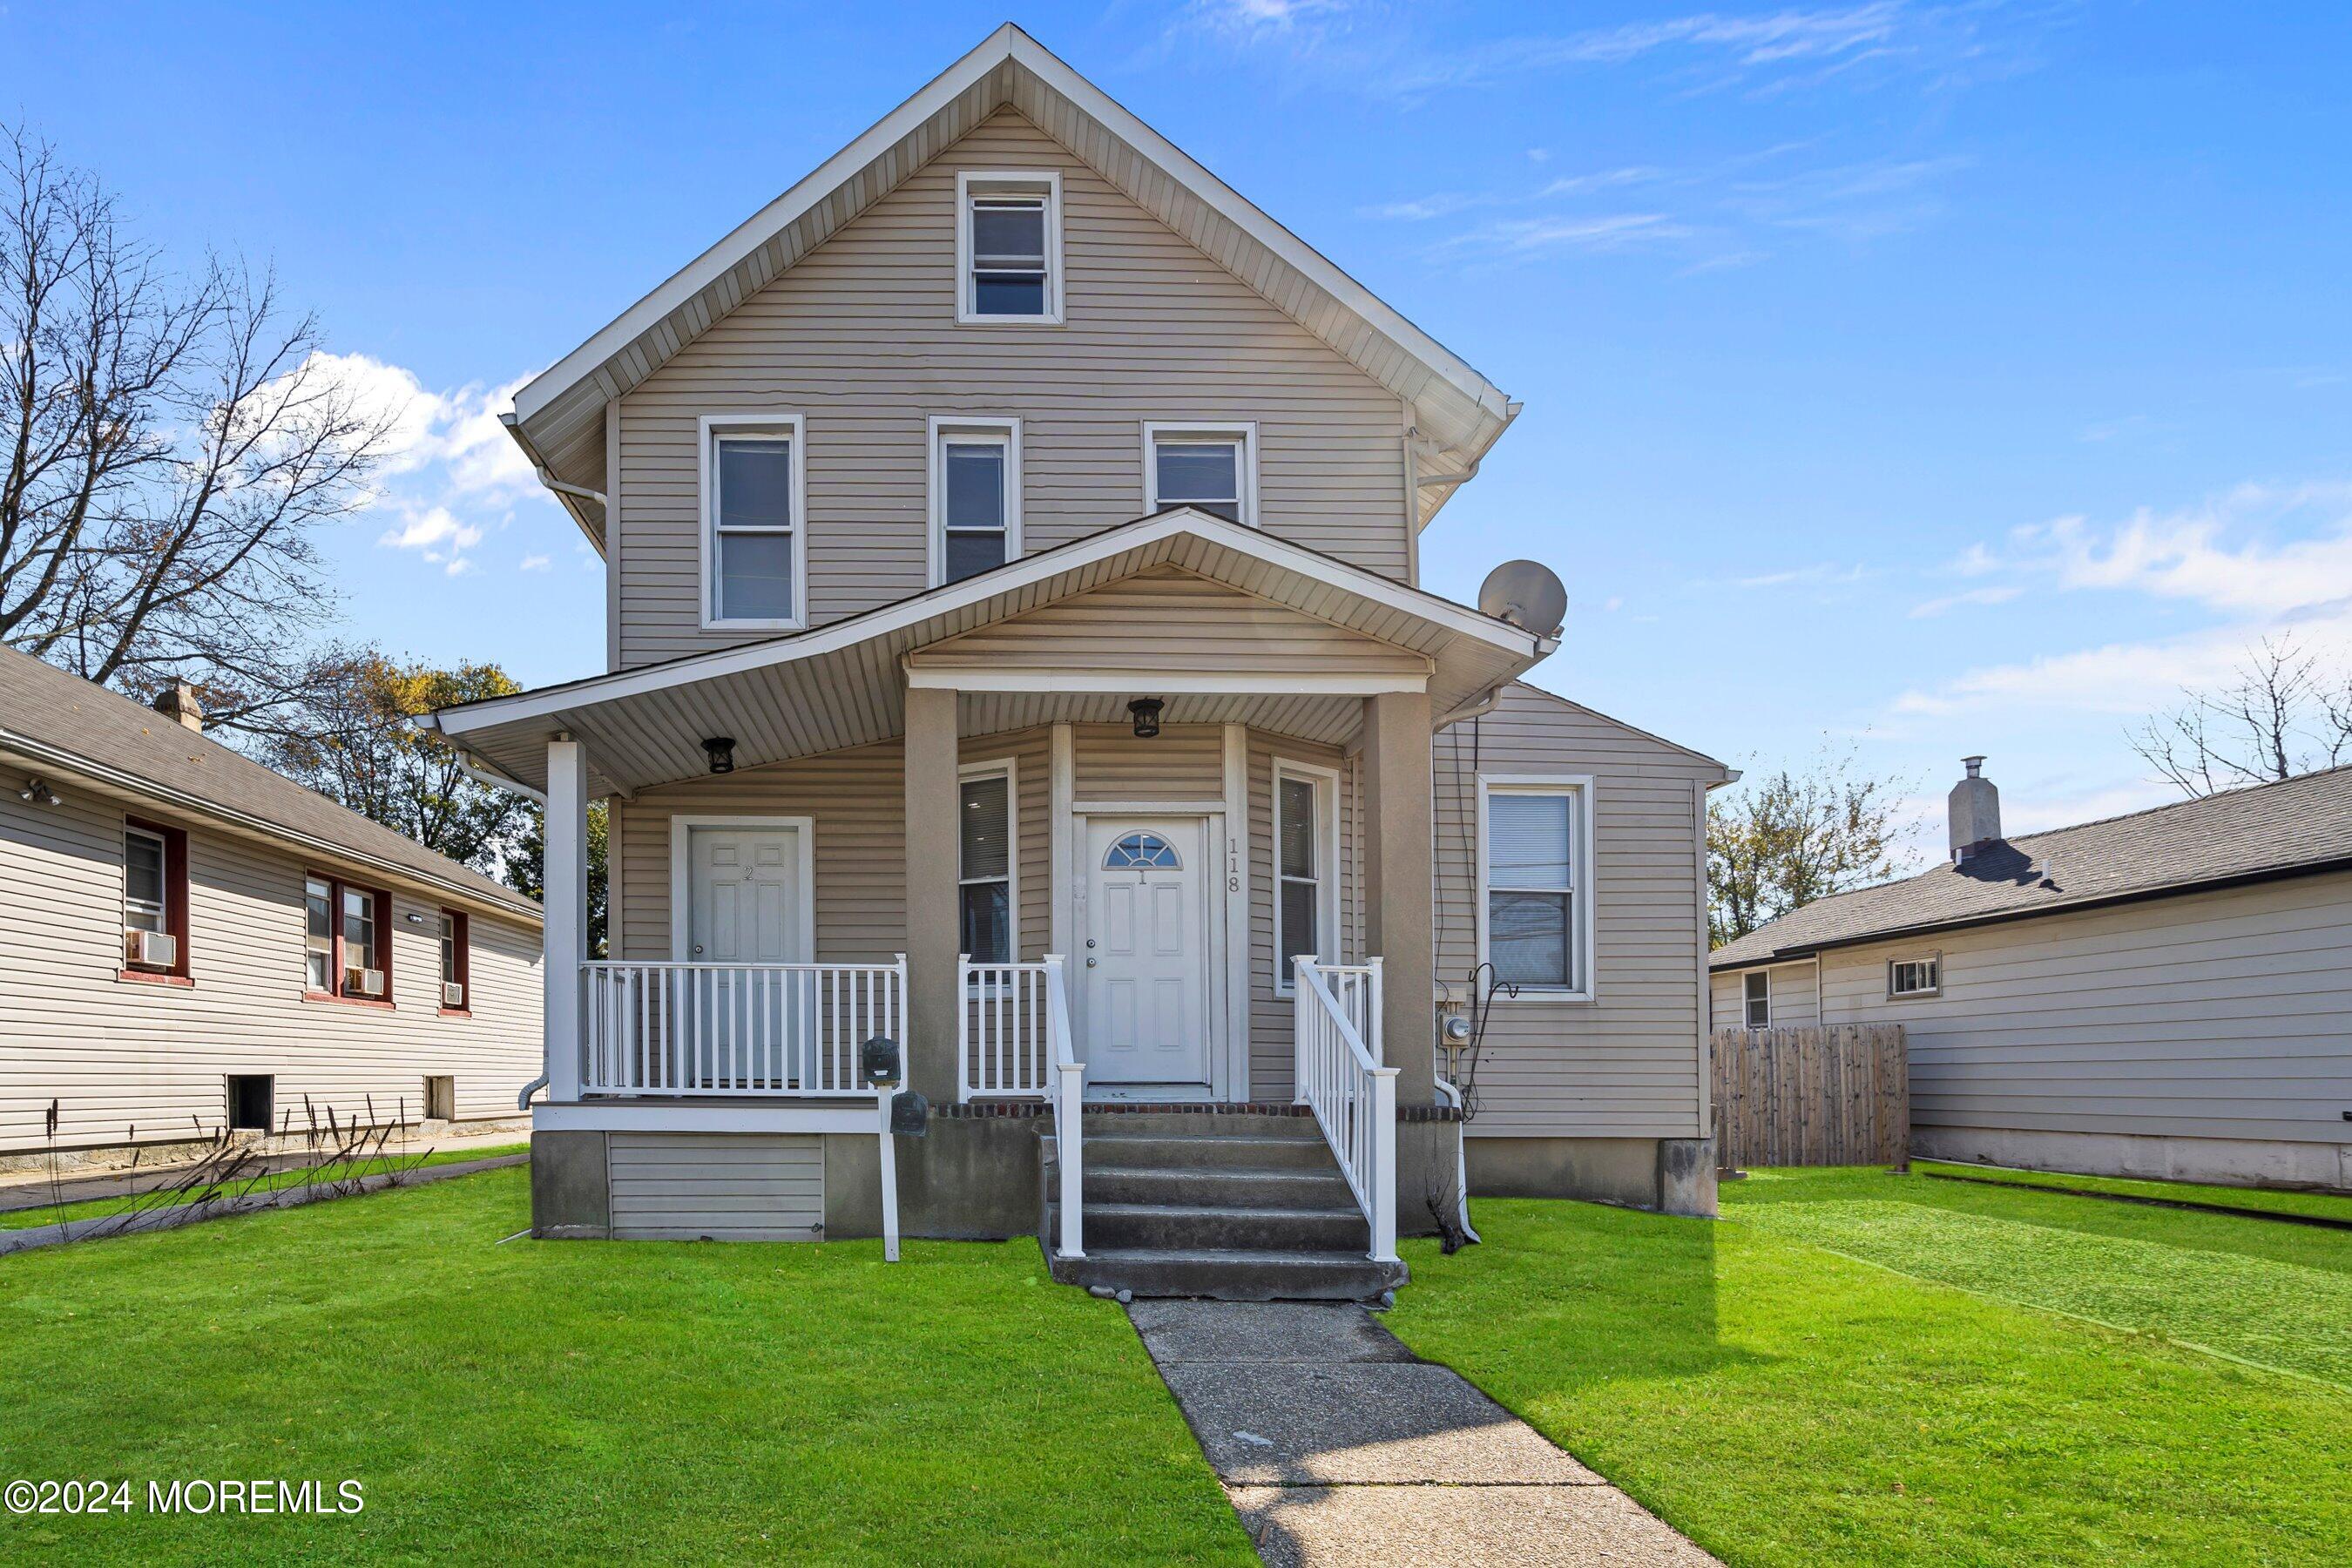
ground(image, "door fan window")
xmin=1105 ymin=832 xmax=1179 ymax=870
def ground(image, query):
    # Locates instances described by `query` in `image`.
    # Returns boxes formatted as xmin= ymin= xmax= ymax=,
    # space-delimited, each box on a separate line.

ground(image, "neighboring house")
xmin=1713 ymin=757 xmax=2352 ymax=1193
xmin=0 ymin=645 xmax=544 ymax=1159
xmin=427 ymin=25 xmax=1728 ymax=1293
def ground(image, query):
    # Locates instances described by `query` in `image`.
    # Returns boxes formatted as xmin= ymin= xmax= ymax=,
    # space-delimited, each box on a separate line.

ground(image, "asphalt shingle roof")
xmin=1710 ymin=765 xmax=2352 ymax=969
xmin=0 ymin=645 xmax=538 ymax=920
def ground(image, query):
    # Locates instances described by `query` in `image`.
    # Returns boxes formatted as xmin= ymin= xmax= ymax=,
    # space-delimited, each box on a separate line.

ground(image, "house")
xmin=1712 ymin=757 xmax=2352 ymax=1193
xmin=426 ymin=25 xmax=1729 ymax=1294
xmin=0 ymin=645 xmax=544 ymax=1164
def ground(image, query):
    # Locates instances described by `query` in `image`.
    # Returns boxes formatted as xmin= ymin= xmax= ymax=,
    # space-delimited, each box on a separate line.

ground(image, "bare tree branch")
xmin=2129 ymin=635 xmax=2352 ymax=797
xmin=0 ymin=124 xmax=390 ymax=731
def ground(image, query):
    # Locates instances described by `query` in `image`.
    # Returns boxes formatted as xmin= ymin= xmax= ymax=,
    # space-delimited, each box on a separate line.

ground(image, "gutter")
xmin=0 ymin=731 xmax=541 ymax=925
xmin=1707 ymin=851 xmax=2352 ymax=971
xmin=1436 ymin=685 xmax=1505 ymax=729
xmin=500 ymin=411 xmax=607 ymax=558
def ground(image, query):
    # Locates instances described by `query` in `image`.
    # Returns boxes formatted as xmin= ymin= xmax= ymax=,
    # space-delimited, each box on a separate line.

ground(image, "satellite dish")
xmin=1477 ymin=560 xmax=1567 ymax=639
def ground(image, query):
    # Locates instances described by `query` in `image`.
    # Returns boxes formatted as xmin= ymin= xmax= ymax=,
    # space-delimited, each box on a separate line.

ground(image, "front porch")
xmin=428 ymin=512 xmax=1545 ymax=1286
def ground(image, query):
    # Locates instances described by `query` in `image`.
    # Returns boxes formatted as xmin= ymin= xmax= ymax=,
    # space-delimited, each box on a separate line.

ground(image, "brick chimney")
xmin=1949 ymin=755 xmax=2001 ymax=862
xmin=153 ymin=680 xmax=204 ymax=733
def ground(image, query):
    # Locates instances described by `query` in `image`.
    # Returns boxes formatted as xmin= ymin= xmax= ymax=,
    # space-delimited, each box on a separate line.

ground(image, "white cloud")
xmin=1728 ymin=561 xmax=1872 ymax=590
xmin=1429 ymin=212 xmax=1693 ymax=261
xmin=519 ymin=554 xmax=551 ymax=572
xmin=295 ymin=351 xmax=556 ymax=582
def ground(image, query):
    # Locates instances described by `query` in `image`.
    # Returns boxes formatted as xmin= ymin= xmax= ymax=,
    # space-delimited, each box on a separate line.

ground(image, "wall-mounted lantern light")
xmin=17 ymin=777 xmax=59 ymax=806
xmin=1127 ymin=698 xmax=1164 ymax=740
xmin=703 ymin=736 xmax=736 ymax=774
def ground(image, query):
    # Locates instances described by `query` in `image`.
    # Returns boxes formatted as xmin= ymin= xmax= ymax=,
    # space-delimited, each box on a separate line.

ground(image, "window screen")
xmin=712 ymin=435 xmax=795 ymax=622
xmin=1278 ymin=774 xmax=1321 ymax=979
xmin=1486 ymin=790 xmax=1576 ymax=989
xmin=959 ymin=773 xmax=1011 ymax=963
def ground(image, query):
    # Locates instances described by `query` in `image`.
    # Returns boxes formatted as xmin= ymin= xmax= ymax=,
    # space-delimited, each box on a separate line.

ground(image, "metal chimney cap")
xmin=1962 ymin=755 xmax=1986 ymax=777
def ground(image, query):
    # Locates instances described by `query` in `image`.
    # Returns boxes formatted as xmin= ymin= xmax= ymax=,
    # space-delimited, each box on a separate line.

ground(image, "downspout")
xmin=537 ymin=469 xmax=608 ymax=509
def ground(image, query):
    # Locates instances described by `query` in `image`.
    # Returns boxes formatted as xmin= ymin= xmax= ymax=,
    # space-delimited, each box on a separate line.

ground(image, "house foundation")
xmin=1465 ymin=1136 xmax=1720 ymax=1218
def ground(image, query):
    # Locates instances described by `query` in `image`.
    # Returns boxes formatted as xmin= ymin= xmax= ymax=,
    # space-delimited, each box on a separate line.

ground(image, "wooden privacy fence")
xmin=1712 ymin=1025 xmax=1907 ymax=1169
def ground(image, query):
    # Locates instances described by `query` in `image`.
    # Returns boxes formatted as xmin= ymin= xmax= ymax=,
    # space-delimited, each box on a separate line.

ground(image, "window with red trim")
xmin=304 ymin=873 xmax=392 ymax=1003
xmin=121 ymin=815 xmax=190 ymax=982
xmin=438 ymin=909 xmax=470 ymax=1013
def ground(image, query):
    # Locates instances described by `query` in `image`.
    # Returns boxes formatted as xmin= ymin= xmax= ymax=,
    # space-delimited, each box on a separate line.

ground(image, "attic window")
xmin=957 ymin=172 xmax=1062 ymax=324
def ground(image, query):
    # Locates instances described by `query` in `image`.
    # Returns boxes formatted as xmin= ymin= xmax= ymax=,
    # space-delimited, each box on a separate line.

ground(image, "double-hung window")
xmin=1743 ymin=971 xmax=1771 ymax=1029
xmin=1889 ymin=956 xmax=1941 ymax=998
xmin=1274 ymin=764 xmax=1337 ymax=992
xmin=1144 ymin=423 xmax=1256 ymax=526
xmin=930 ymin=418 xmax=1021 ymax=585
xmin=121 ymin=816 xmax=188 ymax=979
xmin=439 ymin=909 xmax=470 ymax=1013
xmin=958 ymin=766 xmax=1014 ymax=964
xmin=957 ymin=171 xmax=1062 ymax=323
xmin=306 ymin=873 xmax=391 ymax=1003
xmin=702 ymin=414 xmax=804 ymax=628
xmin=1479 ymin=780 xmax=1590 ymax=995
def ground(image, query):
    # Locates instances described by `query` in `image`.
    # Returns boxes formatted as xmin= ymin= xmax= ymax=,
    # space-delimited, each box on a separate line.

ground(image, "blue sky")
xmin=7 ymin=2 xmax=2350 ymax=855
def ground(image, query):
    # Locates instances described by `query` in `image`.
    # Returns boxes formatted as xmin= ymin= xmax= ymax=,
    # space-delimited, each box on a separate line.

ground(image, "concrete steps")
xmin=1039 ymin=1114 xmax=1406 ymax=1303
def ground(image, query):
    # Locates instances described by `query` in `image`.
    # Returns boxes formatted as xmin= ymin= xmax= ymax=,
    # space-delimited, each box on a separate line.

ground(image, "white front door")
xmin=1082 ymin=817 xmax=1209 ymax=1086
xmin=682 ymin=823 xmax=809 ymax=1086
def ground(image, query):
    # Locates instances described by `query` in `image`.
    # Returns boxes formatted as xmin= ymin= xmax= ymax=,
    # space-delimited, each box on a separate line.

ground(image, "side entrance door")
xmin=682 ymin=822 xmax=809 ymax=1087
xmin=1081 ymin=816 xmax=1210 ymax=1087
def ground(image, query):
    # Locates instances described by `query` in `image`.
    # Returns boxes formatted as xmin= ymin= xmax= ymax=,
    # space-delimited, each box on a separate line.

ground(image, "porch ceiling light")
xmin=1127 ymin=697 xmax=1164 ymax=739
xmin=703 ymin=735 xmax=737 ymax=774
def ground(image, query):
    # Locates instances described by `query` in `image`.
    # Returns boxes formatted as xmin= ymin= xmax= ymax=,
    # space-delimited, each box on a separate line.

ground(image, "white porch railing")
xmin=958 ymin=959 xmax=1052 ymax=1098
xmin=581 ymin=958 xmax=907 ymax=1096
xmin=1294 ymin=956 xmax=1398 ymax=1263
xmin=956 ymin=956 xmax=1083 ymax=1260
xmin=1309 ymin=959 xmax=1384 ymax=1063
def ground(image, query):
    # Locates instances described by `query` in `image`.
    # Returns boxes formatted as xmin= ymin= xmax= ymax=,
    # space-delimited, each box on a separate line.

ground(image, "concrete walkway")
xmin=1128 ymin=1300 xmax=1718 ymax=1567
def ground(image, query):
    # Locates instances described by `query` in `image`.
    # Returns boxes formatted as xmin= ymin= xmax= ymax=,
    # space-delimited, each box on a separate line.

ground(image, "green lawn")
xmin=0 ymin=1143 xmax=532 ymax=1230
xmin=0 ymin=1166 xmax=1251 ymax=1565
xmin=1912 ymin=1158 xmax=2352 ymax=1225
xmin=1390 ymin=1168 xmax=2352 ymax=1568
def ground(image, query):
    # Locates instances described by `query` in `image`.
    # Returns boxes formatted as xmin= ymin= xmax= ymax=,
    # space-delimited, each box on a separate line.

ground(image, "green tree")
xmin=1708 ymin=744 xmax=1916 ymax=948
xmin=254 ymin=647 xmax=532 ymax=871
xmin=507 ymin=800 xmax=610 ymax=959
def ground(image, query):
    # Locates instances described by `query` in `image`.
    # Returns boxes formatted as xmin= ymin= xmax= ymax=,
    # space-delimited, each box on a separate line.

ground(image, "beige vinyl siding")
xmin=606 ymin=1132 xmax=823 ymax=1240
xmin=1071 ymin=723 xmax=1225 ymax=801
xmin=907 ymin=566 xmax=1430 ymax=681
xmin=1434 ymin=684 xmax=1720 ymax=1139
xmin=0 ymin=787 xmax=541 ymax=1155
xmin=1247 ymin=735 xmax=1360 ymax=1098
xmin=1709 ymin=961 xmax=1819 ymax=1031
xmin=1814 ymin=870 xmax=2352 ymax=1146
xmin=612 ymin=108 xmax=1411 ymax=668
xmin=613 ymin=730 xmax=1047 ymax=964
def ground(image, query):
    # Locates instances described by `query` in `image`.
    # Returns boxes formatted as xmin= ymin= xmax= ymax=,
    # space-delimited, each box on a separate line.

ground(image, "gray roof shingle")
xmin=1710 ymin=765 xmax=2352 ymax=969
xmin=0 ymin=645 xmax=538 ymax=920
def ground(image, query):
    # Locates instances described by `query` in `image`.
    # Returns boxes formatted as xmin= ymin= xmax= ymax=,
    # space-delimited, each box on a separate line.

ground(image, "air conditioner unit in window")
xmin=125 ymin=929 xmax=177 ymax=970
xmin=443 ymin=981 xmax=466 ymax=1009
xmin=350 ymin=968 xmax=386 ymax=997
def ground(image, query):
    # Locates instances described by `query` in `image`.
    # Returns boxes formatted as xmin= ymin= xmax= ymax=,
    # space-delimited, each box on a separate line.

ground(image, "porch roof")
xmin=424 ymin=510 xmax=1551 ymax=796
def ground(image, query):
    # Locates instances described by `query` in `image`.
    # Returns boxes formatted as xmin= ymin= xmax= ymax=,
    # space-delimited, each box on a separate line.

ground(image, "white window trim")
xmin=958 ymin=757 xmax=1020 ymax=969
xmin=1271 ymin=759 xmax=1342 ymax=996
xmin=698 ymin=412 xmax=808 ymax=632
xmin=1475 ymin=774 xmax=1596 ymax=1003
xmin=1143 ymin=421 xmax=1260 ymax=529
xmin=956 ymin=170 xmax=1064 ymax=327
xmin=1887 ymin=954 xmax=1943 ymax=999
xmin=123 ymin=823 xmax=167 ymax=934
xmin=927 ymin=416 xmax=1024 ymax=587
xmin=1743 ymin=970 xmax=1772 ymax=1030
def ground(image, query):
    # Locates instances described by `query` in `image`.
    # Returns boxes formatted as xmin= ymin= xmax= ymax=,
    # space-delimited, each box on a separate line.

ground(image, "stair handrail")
xmin=1044 ymin=954 xmax=1083 ymax=1261
xmin=1293 ymin=956 xmax=1399 ymax=1263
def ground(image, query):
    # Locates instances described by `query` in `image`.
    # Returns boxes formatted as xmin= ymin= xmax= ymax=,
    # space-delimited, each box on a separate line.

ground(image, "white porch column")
xmin=544 ymin=735 xmax=589 ymax=1102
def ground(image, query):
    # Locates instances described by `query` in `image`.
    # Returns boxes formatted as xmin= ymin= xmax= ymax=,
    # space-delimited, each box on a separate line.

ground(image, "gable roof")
xmin=1710 ymin=765 xmax=2352 ymax=970
xmin=0 ymin=645 xmax=538 ymax=921
xmin=505 ymin=24 xmax=1516 ymax=551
